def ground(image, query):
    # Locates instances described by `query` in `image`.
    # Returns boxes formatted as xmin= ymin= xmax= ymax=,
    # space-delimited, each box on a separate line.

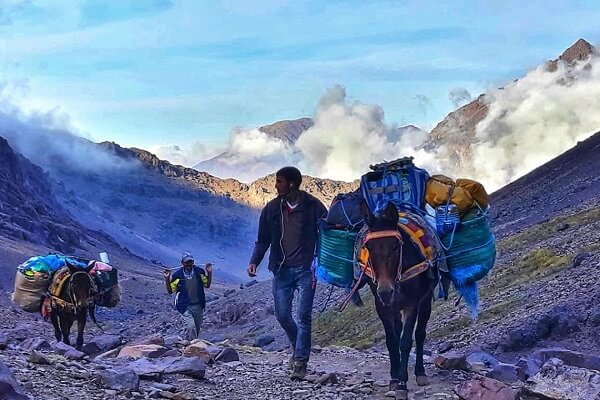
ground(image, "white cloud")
xmin=466 ymin=57 xmax=600 ymax=191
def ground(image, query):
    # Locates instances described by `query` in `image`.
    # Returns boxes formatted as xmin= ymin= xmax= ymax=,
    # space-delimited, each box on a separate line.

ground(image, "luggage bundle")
xmin=423 ymin=174 xmax=495 ymax=314
xmin=11 ymin=253 xmax=120 ymax=313
xmin=360 ymin=157 xmax=430 ymax=215
xmin=316 ymin=190 xmax=364 ymax=288
xmin=315 ymin=156 xmax=496 ymax=316
xmin=92 ymin=262 xmax=120 ymax=308
xmin=12 ymin=254 xmax=88 ymax=313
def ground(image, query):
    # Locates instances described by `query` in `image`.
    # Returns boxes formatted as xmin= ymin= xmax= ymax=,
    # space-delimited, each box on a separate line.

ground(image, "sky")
xmin=1 ymin=0 xmax=600 ymax=164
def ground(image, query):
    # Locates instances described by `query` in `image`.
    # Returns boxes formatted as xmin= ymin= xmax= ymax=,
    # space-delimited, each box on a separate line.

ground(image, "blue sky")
xmin=1 ymin=0 xmax=600 ymax=157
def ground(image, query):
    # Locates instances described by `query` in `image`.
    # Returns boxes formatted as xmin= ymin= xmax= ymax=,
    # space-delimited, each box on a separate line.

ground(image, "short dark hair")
xmin=276 ymin=166 xmax=302 ymax=187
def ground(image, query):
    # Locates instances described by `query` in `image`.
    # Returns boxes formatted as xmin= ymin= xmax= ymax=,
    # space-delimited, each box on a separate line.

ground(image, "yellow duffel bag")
xmin=425 ymin=176 xmax=474 ymax=215
xmin=456 ymin=178 xmax=489 ymax=209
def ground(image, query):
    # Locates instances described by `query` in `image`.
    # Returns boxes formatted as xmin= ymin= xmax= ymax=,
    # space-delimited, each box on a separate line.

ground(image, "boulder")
xmin=521 ymin=358 xmax=600 ymax=400
xmin=131 ymin=356 xmax=206 ymax=380
xmin=81 ymin=334 xmax=122 ymax=355
xmin=20 ymin=337 xmax=51 ymax=351
xmin=64 ymin=348 xmax=86 ymax=360
xmin=28 ymin=350 xmax=51 ymax=365
xmin=0 ymin=361 xmax=30 ymax=400
xmin=434 ymin=352 xmax=469 ymax=371
xmin=254 ymin=334 xmax=275 ymax=348
xmin=455 ymin=376 xmax=516 ymax=400
xmin=466 ymin=351 xmax=499 ymax=368
xmin=214 ymin=347 xmax=239 ymax=363
xmin=182 ymin=341 xmax=221 ymax=363
xmin=118 ymin=344 xmax=168 ymax=359
xmin=95 ymin=348 xmax=121 ymax=360
xmin=164 ymin=335 xmax=185 ymax=349
xmin=486 ymin=363 xmax=518 ymax=383
xmin=98 ymin=368 xmax=140 ymax=391
xmin=527 ymin=348 xmax=600 ymax=377
xmin=132 ymin=333 xmax=165 ymax=346
xmin=52 ymin=341 xmax=78 ymax=355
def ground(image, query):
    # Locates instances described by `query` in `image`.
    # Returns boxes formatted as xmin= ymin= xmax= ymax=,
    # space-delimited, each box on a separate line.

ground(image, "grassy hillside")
xmin=312 ymin=205 xmax=600 ymax=349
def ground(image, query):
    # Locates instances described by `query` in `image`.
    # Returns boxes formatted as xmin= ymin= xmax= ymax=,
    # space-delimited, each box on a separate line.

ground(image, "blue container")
xmin=435 ymin=204 xmax=460 ymax=236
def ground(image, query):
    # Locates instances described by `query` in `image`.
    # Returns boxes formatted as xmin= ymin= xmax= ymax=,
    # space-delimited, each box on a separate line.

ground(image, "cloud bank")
xmin=197 ymin=54 xmax=600 ymax=193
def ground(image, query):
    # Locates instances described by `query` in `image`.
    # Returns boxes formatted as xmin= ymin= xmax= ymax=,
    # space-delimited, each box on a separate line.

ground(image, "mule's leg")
xmin=50 ymin=312 xmax=61 ymax=342
xmin=60 ymin=314 xmax=74 ymax=346
xmin=415 ymin=296 xmax=433 ymax=386
xmin=75 ymin=309 xmax=87 ymax=350
xmin=397 ymin=304 xmax=419 ymax=399
xmin=374 ymin=300 xmax=401 ymax=387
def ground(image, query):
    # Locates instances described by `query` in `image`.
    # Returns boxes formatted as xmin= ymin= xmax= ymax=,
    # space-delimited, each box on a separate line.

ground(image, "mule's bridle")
xmin=362 ymin=230 xmax=404 ymax=284
xmin=362 ymin=229 xmax=431 ymax=285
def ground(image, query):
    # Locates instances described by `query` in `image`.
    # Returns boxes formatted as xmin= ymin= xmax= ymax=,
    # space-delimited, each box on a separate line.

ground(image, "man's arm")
xmin=204 ymin=264 xmax=212 ymax=289
xmin=249 ymin=205 xmax=271 ymax=267
xmin=163 ymin=269 xmax=173 ymax=294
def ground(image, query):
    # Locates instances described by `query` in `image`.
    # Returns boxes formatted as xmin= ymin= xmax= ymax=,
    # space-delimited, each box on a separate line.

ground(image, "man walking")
xmin=247 ymin=167 xmax=327 ymax=380
xmin=164 ymin=252 xmax=212 ymax=341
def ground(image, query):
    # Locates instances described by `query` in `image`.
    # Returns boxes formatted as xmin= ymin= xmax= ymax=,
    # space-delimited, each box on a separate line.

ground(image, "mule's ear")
xmin=66 ymin=260 xmax=76 ymax=273
xmin=382 ymin=202 xmax=399 ymax=225
xmin=361 ymin=200 xmax=374 ymax=227
xmin=86 ymin=260 xmax=95 ymax=273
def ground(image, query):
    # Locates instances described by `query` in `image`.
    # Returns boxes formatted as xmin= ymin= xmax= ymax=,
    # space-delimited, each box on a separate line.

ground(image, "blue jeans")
xmin=272 ymin=265 xmax=316 ymax=362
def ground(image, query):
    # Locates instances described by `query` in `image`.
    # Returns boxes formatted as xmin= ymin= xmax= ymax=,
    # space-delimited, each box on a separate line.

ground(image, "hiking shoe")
xmin=290 ymin=360 xmax=307 ymax=380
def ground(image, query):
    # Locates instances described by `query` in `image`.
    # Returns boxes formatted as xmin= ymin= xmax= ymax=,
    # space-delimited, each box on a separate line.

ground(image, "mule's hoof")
xmin=395 ymin=389 xmax=408 ymax=400
xmin=416 ymin=375 xmax=429 ymax=386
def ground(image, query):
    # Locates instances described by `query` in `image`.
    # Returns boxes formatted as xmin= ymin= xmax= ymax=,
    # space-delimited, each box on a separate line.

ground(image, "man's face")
xmin=275 ymin=175 xmax=290 ymax=196
xmin=182 ymin=260 xmax=194 ymax=269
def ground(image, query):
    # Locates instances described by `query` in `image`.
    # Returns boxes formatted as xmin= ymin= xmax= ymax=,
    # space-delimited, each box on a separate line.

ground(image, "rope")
xmin=321 ymin=285 xmax=335 ymax=312
xmin=340 ymin=199 xmax=363 ymax=230
xmin=338 ymin=269 xmax=365 ymax=312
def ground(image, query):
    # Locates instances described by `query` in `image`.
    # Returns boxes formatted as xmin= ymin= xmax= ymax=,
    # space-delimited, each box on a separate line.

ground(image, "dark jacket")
xmin=250 ymin=191 xmax=327 ymax=273
xmin=171 ymin=266 xmax=207 ymax=314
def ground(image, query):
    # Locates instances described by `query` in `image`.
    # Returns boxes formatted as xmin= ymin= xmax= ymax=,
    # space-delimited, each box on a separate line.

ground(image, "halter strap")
xmin=363 ymin=230 xmax=403 ymax=244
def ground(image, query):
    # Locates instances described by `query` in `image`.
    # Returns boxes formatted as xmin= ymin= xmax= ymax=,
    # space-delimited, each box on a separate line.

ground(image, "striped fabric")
xmin=360 ymin=164 xmax=429 ymax=215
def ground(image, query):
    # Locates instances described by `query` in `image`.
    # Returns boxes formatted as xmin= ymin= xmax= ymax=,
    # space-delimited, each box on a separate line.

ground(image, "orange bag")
xmin=456 ymin=179 xmax=489 ymax=209
xmin=425 ymin=177 xmax=474 ymax=215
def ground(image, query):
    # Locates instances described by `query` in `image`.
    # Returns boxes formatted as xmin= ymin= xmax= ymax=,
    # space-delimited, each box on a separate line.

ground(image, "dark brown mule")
xmin=50 ymin=262 xmax=97 ymax=350
xmin=361 ymin=202 xmax=438 ymax=400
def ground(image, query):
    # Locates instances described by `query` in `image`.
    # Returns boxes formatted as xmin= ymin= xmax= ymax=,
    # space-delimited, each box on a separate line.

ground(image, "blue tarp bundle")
xmin=441 ymin=209 xmax=496 ymax=317
xmin=18 ymin=254 xmax=88 ymax=275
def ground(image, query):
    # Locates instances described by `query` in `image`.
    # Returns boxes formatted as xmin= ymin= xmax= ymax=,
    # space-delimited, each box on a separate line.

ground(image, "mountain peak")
xmin=259 ymin=117 xmax=314 ymax=144
xmin=560 ymin=38 xmax=595 ymax=64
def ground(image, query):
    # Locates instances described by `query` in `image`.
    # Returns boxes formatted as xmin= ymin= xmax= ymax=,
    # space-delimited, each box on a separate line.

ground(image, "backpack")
xmin=360 ymin=157 xmax=429 ymax=215
xmin=324 ymin=189 xmax=364 ymax=230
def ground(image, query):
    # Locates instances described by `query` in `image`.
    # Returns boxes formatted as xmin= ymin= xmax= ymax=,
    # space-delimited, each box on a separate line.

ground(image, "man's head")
xmin=275 ymin=166 xmax=302 ymax=196
xmin=181 ymin=252 xmax=194 ymax=269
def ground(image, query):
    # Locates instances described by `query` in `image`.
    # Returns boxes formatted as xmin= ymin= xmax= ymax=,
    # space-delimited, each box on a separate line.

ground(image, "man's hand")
xmin=247 ymin=264 xmax=258 ymax=277
xmin=163 ymin=269 xmax=171 ymax=280
xmin=205 ymin=263 xmax=213 ymax=273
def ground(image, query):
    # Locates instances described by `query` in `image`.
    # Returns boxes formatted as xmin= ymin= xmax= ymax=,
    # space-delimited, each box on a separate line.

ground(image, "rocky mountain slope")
xmin=424 ymin=38 xmax=597 ymax=166
xmin=258 ymin=117 xmax=314 ymax=144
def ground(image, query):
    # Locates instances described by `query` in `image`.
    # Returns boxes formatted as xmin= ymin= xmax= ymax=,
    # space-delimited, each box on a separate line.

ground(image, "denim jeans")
xmin=272 ymin=265 xmax=316 ymax=362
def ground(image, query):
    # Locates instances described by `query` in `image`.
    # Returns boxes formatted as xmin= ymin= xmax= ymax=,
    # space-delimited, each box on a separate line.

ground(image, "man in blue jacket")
xmin=247 ymin=167 xmax=327 ymax=380
xmin=164 ymin=252 xmax=212 ymax=341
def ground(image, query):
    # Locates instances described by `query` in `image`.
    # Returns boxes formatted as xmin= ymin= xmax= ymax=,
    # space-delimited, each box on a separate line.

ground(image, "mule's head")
xmin=67 ymin=262 xmax=96 ymax=310
xmin=361 ymin=201 xmax=402 ymax=306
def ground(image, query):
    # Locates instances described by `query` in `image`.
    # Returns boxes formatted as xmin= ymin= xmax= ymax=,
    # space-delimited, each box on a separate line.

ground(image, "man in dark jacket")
xmin=164 ymin=252 xmax=212 ymax=341
xmin=247 ymin=167 xmax=327 ymax=380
